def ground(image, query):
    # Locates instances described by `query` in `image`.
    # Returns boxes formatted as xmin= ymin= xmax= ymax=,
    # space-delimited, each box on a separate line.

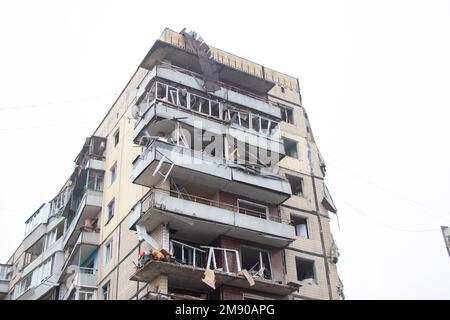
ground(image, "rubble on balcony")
xmin=131 ymin=239 xmax=299 ymax=297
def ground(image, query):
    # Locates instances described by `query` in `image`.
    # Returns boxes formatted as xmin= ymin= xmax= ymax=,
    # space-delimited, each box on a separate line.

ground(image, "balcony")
xmin=140 ymin=29 xmax=276 ymax=95
xmin=59 ymin=267 xmax=98 ymax=300
xmin=61 ymin=231 xmax=100 ymax=274
xmin=129 ymin=188 xmax=296 ymax=248
xmin=131 ymin=241 xmax=298 ymax=297
xmin=0 ymin=264 xmax=11 ymax=299
xmin=63 ymin=189 xmax=102 ymax=248
xmin=133 ymin=79 xmax=284 ymax=158
xmin=132 ymin=139 xmax=291 ymax=205
xmin=136 ymin=64 xmax=281 ymax=118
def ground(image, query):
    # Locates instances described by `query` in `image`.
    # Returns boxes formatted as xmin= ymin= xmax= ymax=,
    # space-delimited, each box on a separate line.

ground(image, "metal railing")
xmin=138 ymin=79 xmax=281 ymax=138
xmin=134 ymin=187 xmax=290 ymax=224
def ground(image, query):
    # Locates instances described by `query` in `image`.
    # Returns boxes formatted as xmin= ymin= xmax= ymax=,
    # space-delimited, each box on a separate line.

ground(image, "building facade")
xmin=0 ymin=28 xmax=343 ymax=300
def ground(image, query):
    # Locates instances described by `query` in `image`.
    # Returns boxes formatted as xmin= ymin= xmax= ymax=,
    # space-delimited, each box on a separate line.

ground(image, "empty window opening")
xmin=171 ymin=240 xmax=205 ymax=268
xmin=156 ymin=82 xmax=167 ymax=100
xmin=296 ymin=258 xmax=315 ymax=282
xmin=283 ymin=138 xmax=298 ymax=158
xmin=251 ymin=114 xmax=260 ymax=132
xmin=292 ymin=215 xmax=310 ymax=239
xmin=210 ymin=101 xmax=221 ymax=118
xmin=280 ymin=106 xmax=294 ymax=124
xmin=102 ymin=281 xmax=110 ymax=300
xmin=237 ymin=199 xmax=268 ymax=219
xmin=241 ymin=246 xmax=272 ymax=280
xmin=178 ymin=87 xmax=188 ymax=108
xmin=287 ymin=175 xmax=304 ymax=196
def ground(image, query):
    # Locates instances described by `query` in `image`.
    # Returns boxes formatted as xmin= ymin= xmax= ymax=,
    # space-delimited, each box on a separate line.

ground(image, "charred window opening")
xmin=296 ymin=258 xmax=315 ymax=282
xmin=241 ymin=246 xmax=272 ymax=280
xmin=283 ymin=138 xmax=298 ymax=158
xmin=287 ymin=175 xmax=303 ymax=196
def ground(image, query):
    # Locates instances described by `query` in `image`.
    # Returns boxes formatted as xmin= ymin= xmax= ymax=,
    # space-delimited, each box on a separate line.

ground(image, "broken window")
xmin=280 ymin=106 xmax=294 ymax=124
xmin=286 ymin=175 xmax=304 ymax=196
xmin=106 ymin=199 xmax=115 ymax=223
xmin=283 ymin=138 xmax=298 ymax=158
xmin=241 ymin=246 xmax=272 ymax=280
xmin=240 ymin=112 xmax=250 ymax=129
xmin=168 ymin=86 xmax=178 ymax=105
xmin=178 ymin=87 xmax=188 ymax=108
xmin=156 ymin=82 xmax=167 ymax=100
xmin=260 ymin=118 xmax=270 ymax=135
xmin=102 ymin=281 xmax=110 ymax=300
xmin=296 ymin=258 xmax=315 ymax=282
xmin=237 ymin=199 xmax=268 ymax=219
xmin=291 ymin=215 xmax=309 ymax=239
xmin=251 ymin=114 xmax=260 ymax=132
xmin=210 ymin=101 xmax=221 ymax=118
xmin=171 ymin=240 xmax=205 ymax=268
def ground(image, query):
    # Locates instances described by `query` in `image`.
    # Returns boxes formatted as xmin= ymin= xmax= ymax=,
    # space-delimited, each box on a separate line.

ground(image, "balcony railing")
xmin=140 ymin=187 xmax=289 ymax=225
xmin=136 ymin=80 xmax=281 ymax=139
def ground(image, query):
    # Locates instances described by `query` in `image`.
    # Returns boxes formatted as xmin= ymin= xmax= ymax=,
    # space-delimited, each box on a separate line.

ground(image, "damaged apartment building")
xmin=0 ymin=28 xmax=343 ymax=300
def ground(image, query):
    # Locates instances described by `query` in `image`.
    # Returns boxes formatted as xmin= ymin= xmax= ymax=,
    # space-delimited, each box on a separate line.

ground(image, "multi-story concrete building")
xmin=0 ymin=28 xmax=343 ymax=300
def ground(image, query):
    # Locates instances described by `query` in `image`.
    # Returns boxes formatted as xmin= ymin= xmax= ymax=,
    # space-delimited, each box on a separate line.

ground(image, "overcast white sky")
xmin=0 ymin=0 xmax=449 ymax=299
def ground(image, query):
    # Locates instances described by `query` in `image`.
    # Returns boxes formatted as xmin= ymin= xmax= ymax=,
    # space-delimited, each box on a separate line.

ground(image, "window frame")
xmin=113 ymin=129 xmax=120 ymax=147
xmin=109 ymin=163 xmax=117 ymax=185
xmin=291 ymin=214 xmax=310 ymax=239
xmin=105 ymin=240 xmax=113 ymax=264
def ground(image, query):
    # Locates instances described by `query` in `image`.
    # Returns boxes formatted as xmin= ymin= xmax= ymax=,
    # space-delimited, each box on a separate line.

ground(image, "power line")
xmin=0 ymin=122 xmax=93 ymax=132
xmin=326 ymin=156 xmax=450 ymax=221
xmin=0 ymin=93 xmax=118 ymax=112
xmin=341 ymin=199 xmax=440 ymax=233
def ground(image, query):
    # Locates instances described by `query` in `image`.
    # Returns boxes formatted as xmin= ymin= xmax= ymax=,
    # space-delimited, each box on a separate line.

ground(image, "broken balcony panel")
xmin=139 ymin=34 xmax=276 ymax=95
xmin=322 ymin=185 xmax=337 ymax=213
xmin=132 ymin=139 xmax=291 ymax=205
xmin=128 ymin=188 xmax=296 ymax=248
xmin=135 ymin=64 xmax=281 ymax=120
xmin=133 ymin=102 xmax=285 ymax=159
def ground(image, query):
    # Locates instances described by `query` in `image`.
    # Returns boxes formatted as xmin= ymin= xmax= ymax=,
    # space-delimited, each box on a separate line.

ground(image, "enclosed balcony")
xmin=129 ymin=188 xmax=296 ymax=248
xmin=63 ymin=188 xmax=102 ymax=248
xmin=132 ymin=139 xmax=291 ymax=205
xmin=59 ymin=267 xmax=98 ymax=300
xmin=0 ymin=264 xmax=11 ymax=299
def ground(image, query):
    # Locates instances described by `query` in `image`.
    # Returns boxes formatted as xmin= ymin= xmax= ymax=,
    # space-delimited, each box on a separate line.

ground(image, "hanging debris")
xmin=181 ymin=28 xmax=221 ymax=93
